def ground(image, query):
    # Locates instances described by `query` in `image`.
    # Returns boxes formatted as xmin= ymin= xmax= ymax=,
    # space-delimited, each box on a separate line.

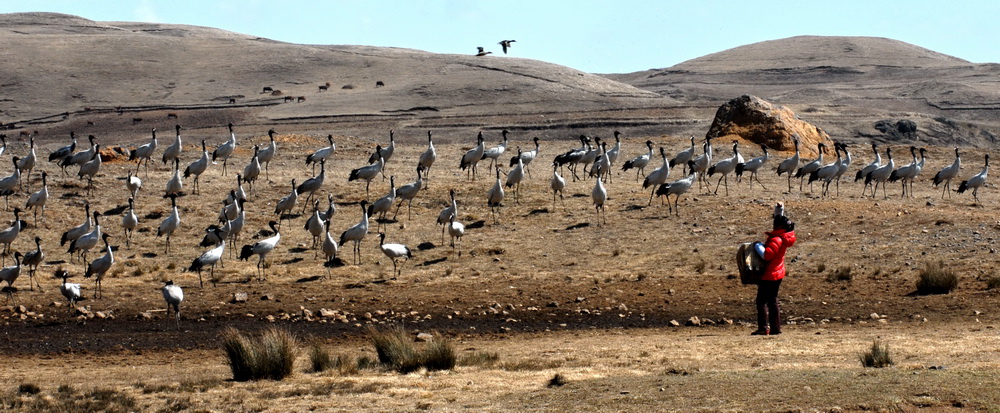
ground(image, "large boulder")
xmin=705 ymin=95 xmax=833 ymax=157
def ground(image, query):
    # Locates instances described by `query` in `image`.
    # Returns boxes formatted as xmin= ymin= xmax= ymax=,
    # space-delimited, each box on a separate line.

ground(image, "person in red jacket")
xmin=752 ymin=209 xmax=796 ymax=335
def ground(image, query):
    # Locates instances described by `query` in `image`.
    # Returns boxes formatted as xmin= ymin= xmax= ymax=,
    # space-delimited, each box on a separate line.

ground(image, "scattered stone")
xmin=415 ymin=332 xmax=434 ymax=342
xmin=721 ymin=318 xmax=734 ymax=325
xmin=546 ymin=301 xmax=559 ymax=308
xmin=576 ymin=297 xmax=586 ymax=303
xmin=232 ymin=292 xmax=248 ymax=303
xmin=300 ymin=307 xmax=313 ymax=319
xmin=319 ymin=308 xmax=338 ymax=318
xmin=669 ymin=320 xmax=681 ymax=327
xmin=869 ymin=312 xmax=880 ymax=320
xmin=94 ymin=311 xmax=110 ymax=319
xmin=261 ymin=294 xmax=274 ymax=301
xmin=15 ymin=305 xmax=27 ymax=314
xmin=618 ymin=303 xmax=628 ymax=312
xmin=137 ymin=311 xmax=153 ymax=320
xmin=686 ymin=316 xmax=701 ymax=327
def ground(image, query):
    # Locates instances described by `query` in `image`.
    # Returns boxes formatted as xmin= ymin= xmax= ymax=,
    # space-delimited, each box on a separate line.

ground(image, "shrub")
xmin=547 ymin=373 xmax=568 ymax=387
xmin=827 ymin=266 xmax=853 ymax=282
xmin=986 ymin=276 xmax=1000 ymax=290
xmin=17 ymin=383 xmax=40 ymax=395
xmin=859 ymin=340 xmax=894 ymax=368
xmin=309 ymin=343 xmax=333 ymax=373
xmin=367 ymin=326 xmax=457 ymax=373
xmin=334 ymin=354 xmax=359 ymax=375
xmin=916 ymin=261 xmax=958 ymax=295
xmin=222 ymin=327 xmax=298 ymax=381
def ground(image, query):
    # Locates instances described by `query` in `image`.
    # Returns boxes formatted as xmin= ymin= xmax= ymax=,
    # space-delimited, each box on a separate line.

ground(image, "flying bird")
xmin=498 ymin=40 xmax=516 ymax=54
xmin=475 ymin=47 xmax=492 ymax=57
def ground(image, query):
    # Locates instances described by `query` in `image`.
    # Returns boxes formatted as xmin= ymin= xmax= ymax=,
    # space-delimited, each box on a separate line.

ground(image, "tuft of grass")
xmin=547 ymin=373 xmax=568 ymax=387
xmin=827 ymin=266 xmax=853 ymax=282
xmin=916 ymin=261 xmax=958 ymax=295
xmin=17 ymin=383 xmax=41 ymax=395
xmin=458 ymin=351 xmax=500 ymax=367
xmin=367 ymin=326 xmax=457 ymax=373
xmin=816 ymin=263 xmax=827 ymax=273
xmin=986 ymin=276 xmax=1000 ymax=290
xmin=859 ymin=339 xmax=894 ymax=368
xmin=334 ymin=353 xmax=359 ymax=375
xmin=222 ymin=326 xmax=298 ymax=381
xmin=694 ymin=260 xmax=707 ymax=274
xmin=308 ymin=343 xmax=333 ymax=373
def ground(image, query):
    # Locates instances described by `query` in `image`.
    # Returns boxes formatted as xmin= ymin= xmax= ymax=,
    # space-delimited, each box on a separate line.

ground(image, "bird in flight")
xmin=499 ymin=40 xmax=516 ymax=54
xmin=476 ymin=47 xmax=492 ymax=57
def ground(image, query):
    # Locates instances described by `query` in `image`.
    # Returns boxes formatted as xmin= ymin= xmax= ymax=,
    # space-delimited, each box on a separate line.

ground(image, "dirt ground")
xmin=0 ymin=130 xmax=998 ymax=411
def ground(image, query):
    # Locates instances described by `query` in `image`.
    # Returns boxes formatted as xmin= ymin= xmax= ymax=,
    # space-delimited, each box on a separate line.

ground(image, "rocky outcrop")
xmin=706 ymin=95 xmax=833 ymax=156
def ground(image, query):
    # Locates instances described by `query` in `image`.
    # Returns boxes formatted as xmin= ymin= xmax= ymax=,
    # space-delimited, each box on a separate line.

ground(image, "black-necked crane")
xmin=59 ymin=270 xmax=81 ymax=312
xmin=670 ymin=136 xmax=697 ymax=174
xmin=482 ymin=129 xmax=509 ymax=170
xmin=306 ymin=134 xmax=335 ymax=174
xmin=486 ymin=167 xmax=505 ymax=225
xmin=21 ymin=236 xmax=43 ymax=291
xmin=889 ymin=146 xmax=920 ymax=197
xmin=437 ymin=189 xmax=458 ymax=243
xmin=855 ymin=142 xmax=882 ymax=196
xmin=184 ymin=139 xmax=210 ymax=194
xmin=735 ymin=144 xmax=769 ymax=191
xmin=84 ymin=233 xmax=114 ymax=299
xmin=61 ymin=134 xmax=96 ymax=174
xmin=833 ymin=143 xmax=852 ymax=196
xmin=592 ymin=171 xmax=607 ymax=226
xmin=0 ymin=208 xmax=24 ymax=265
xmin=550 ymin=162 xmax=566 ymax=208
xmin=0 ymin=157 xmax=20 ymax=209
xmin=274 ymin=179 xmax=298 ymax=229
xmin=239 ymin=220 xmax=281 ymax=281
xmin=304 ymin=199 xmax=326 ymax=250
xmin=510 ymin=136 xmax=540 ymax=179
xmin=0 ymin=134 xmax=4 ymax=157
xmin=164 ymin=158 xmax=183 ymax=197
xmin=692 ymin=137 xmax=714 ymax=191
xmin=606 ymin=131 xmax=623 ymax=169
xmin=776 ymin=136 xmax=801 ymax=192
xmin=67 ymin=210 xmax=100 ymax=264
xmin=219 ymin=190 xmax=241 ymax=222
xmin=122 ymin=197 xmax=138 ymax=248
xmin=368 ymin=130 xmax=396 ymax=181
xmin=77 ymin=144 xmax=102 ymax=194
xmin=505 ymin=148 xmax=526 ymax=204
xmin=321 ymin=220 xmax=338 ymax=278
xmin=324 ymin=194 xmax=336 ymax=222
xmin=190 ymin=227 xmax=225 ymax=287
xmin=394 ymin=166 xmax=423 ymax=220
xmin=162 ymin=280 xmax=183 ymax=329
xmin=589 ymin=141 xmax=612 ymax=183
xmin=16 ymin=136 xmax=36 ymax=189
xmin=157 ymin=194 xmax=181 ymax=254
xmin=25 ymin=171 xmax=48 ymax=225
xmin=257 ymin=129 xmax=278 ymax=181
xmin=933 ymin=148 xmax=961 ymax=198
xmin=641 ymin=147 xmax=670 ymax=205
xmin=231 ymin=173 xmax=247 ymax=204
xmin=378 ymin=232 xmax=411 ymax=279
xmin=957 ymin=154 xmax=989 ymax=203
xmin=448 ymin=212 xmax=465 ymax=256
xmin=656 ymin=161 xmax=698 ymax=215
xmin=707 ymin=141 xmax=741 ymax=195
xmin=48 ymin=131 xmax=76 ymax=166
xmin=129 ymin=128 xmax=156 ymax=176
xmin=578 ymin=136 xmax=601 ymax=177
xmin=460 ymin=132 xmax=486 ymax=180
xmin=61 ymin=203 xmax=91 ymax=247
xmin=418 ymin=131 xmax=436 ymax=186
xmin=554 ymin=135 xmax=590 ymax=182
xmin=369 ymin=176 xmax=396 ymax=230
xmin=228 ymin=199 xmax=246 ymax=252
xmin=339 ymin=201 xmax=369 ymax=265
xmin=0 ymin=252 xmax=22 ymax=305
xmin=241 ymin=145 xmax=261 ymax=196
xmin=161 ymin=125 xmax=182 ymax=165
xmin=349 ymin=146 xmax=383 ymax=199
xmin=213 ymin=122 xmax=237 ymax=175
xmin=808 ymin=143 xmax=843 ymax=198
xmin=296 ymin=159 xmax=326 ymax=211
xmin=794 ymin=143 xmax=826 ymax=192
xmin=865 ymin=146 xmax=894 ymax=199
xmin=126 ymin=170 xmax=142 ymax=199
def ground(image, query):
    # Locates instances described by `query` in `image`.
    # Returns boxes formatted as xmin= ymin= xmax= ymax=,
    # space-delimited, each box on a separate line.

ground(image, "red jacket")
xmin=762 ymin=229 xmax=796 ymax=281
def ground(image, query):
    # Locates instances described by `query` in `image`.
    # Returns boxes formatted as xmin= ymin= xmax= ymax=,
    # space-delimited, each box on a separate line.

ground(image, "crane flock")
xmin=0 ymin=125 xmax=991 ymax=328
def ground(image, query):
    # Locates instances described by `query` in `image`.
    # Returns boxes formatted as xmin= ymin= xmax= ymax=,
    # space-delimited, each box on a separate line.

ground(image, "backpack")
xmin=736 ymin=242 xmax=766 ymax=285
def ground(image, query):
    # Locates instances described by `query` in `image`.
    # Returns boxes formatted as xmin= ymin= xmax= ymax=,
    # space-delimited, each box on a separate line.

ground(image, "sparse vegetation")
xmin=222 ymin=326 xmax=298 ymax=381
xmin=458 ymin=351 xmax=501 ymax=367
xmin=547 ymin=373 xmax=568 ymax=387
xmin=986 ymin=276 xmax=1000 ymax=290
xmin=17 ymin=383 xmax=40 ymax=395
xmin=694 ymin=260 xmax=708 ymax=274
xmin=816 ymin=263 xmax=826 ymax=273
xmin=308 ymin=342 xmax=333 ymax=373
xmin=367 ymin=326 xmax=456 ymax=373
xmin=859 ymin=339 xmax=895 ymax=368
xmin=916 ymin=261 xmax=958 ymax=295
xmin=827 ymin=266 xmax=853 ymax=282
xmin=2 ymin=386 xmax=137 ymax=413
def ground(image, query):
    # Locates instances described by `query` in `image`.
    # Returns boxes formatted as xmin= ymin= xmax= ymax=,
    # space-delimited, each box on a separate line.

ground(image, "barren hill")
xmin=608 ymin=36 xmax=1000 ymax=148
xmin=0 ymin=12 xmax=671 ymax=144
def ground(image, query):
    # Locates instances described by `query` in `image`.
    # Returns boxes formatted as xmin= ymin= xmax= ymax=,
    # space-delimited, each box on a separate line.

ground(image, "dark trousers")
xmin=755 ymin=279 xmax=782 ymax=333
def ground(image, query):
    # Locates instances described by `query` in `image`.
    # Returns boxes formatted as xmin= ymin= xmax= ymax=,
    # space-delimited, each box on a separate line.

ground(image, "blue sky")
xmin=3 ymin=0 xmax=1000 ymax=73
